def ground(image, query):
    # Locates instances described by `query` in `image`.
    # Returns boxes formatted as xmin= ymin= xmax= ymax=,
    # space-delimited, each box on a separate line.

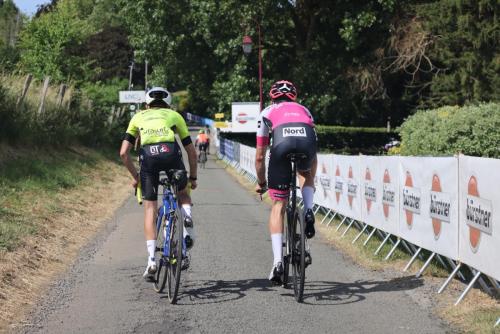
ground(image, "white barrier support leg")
xmin=352 ymin=223 xmax=368 ymax=244
xmin=313 ymin=205 xmax=321 ymax=215
xmin=384 ymin=238 xmax=401 ymax=261
xmin=320 ymin=209 xmax=332 ymax=224
xmin=446 ymin=258 xmax=466 ymax=282
xmin=335 ymin=216 xmax=347 ymax=231
xmin=326 ymin=212 xmax=337 ymax=226
xmin=455 ymin=270 xmax=482 ymax=306
xmin=495 ymin=317 xmax=500 ymax=327
xmin=374 ymin=233 xmax=391 ymax=256
xmin=363 ymin=227 xmax=377 ymax=246
xmin=416 ymin=252 xmax=436 ymax=278
xmin=471 ymin=268 xmax=493 ymax=295
xmin=341 ymin=219 xmax=355 ymax=237
xmin=438 ymin=262 xmax=462 ymax=294
xmin=403 ymin=247 xmax=422 ymax=272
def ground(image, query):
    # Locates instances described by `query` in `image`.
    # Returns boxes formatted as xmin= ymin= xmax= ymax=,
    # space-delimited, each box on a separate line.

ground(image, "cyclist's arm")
xmin=173 ymin=112 xmax=197 ymax=180
xmin=255 ymin=112 xmax=270 ymax=185
xmin=120 ymin=117 xmax=140 ymax=181
xmin=120 ymin=139 xmax=138 ymax=181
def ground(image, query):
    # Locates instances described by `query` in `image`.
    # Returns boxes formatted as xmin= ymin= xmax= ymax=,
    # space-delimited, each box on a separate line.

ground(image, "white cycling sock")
xmin=146 ymin=240 xmax=156 ymax=262
xmin=271 ymin=233 xmax=283 ymax=265
xmin=182 ymin=204 xmax=192 ymax=218
xmin=301 ymin=186 xmax=314 ymax=211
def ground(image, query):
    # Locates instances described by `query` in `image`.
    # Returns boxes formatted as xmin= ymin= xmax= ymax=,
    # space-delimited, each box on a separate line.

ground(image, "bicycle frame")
xmin=156 ymin=182 xmax=185 ymax=259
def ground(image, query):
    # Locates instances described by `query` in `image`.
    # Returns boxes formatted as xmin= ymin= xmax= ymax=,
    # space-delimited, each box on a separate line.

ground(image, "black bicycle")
xmin=282 ymin=153 xmax=308 ymax=302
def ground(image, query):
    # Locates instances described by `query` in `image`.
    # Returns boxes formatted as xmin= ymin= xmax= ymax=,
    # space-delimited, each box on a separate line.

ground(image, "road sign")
xmin=215 ymin=113 xmax=225 ymax=119
xmin=119 ymin=91 xmax=145 ymax=103
xmin=129 ymin=104 xmax=136 ymax=111
xmin=214 ymin=121 xmax=228 ymax=128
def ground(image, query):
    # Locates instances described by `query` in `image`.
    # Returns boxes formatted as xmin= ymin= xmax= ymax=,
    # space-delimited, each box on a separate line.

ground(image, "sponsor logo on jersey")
xmin=150 ymin=145 xmax=159 ymax=155
xmin=283 ymin=127 xmax=306 ymax=137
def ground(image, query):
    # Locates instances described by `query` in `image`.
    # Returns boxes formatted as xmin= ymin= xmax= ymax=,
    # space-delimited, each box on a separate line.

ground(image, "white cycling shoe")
xmin=143 ymin=257 xmax=157 ymax=280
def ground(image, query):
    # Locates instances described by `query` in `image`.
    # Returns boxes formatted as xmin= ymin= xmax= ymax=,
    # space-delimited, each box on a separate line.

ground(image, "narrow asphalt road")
xmin=21 ymin=136 xmax=449 ymax=334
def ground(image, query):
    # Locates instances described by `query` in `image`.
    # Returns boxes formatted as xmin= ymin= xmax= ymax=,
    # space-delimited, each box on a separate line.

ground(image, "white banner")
xmin=360 ymin=156 xmax=400 ymax=236
xmin=398 ymin=157 xmax=459 ymax=260
xmin=231 ymin=102 xmax=260 ymax=133
xmin=330 ymin=155 xmax=362 ymax=221
xmin=459 ymin=155 xmax=500 ymax=280
xmin=314 ymin=154 xmax=334 ymax=208
xmin=239 ymin=144 xmax=257 ymax=177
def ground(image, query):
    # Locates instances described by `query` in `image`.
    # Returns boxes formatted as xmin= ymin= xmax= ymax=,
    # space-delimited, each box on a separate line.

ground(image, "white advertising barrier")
xmin=398 ymin=157 xmax=459 ymax=260
xmin=313 ymin=154 xmax=334 ymax=208
xmin=360 ymin=156 xmax=400 ymax=236
xmin=239 ymin=144 xmax=257 ymax=177
xmin=331 ymin=155 xmax=363 ymax=221
xmin=458 ymin=155 xmax=500 ymax=281
xmin=231 ymin=102 xmax=260 ymax=133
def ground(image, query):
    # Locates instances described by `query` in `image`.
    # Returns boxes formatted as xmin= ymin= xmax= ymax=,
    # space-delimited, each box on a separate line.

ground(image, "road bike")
xmin=198 ymin=144 xmax=208 ymax=169
xmin=281 ymin=153 xmax=308 ymax=302
xmin=153 ymin=170 xmax=188 ymax=304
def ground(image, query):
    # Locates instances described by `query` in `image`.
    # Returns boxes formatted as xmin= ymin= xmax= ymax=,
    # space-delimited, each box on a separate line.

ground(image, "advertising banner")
xmin=119 ymin=90 xmax=145 ymax=103
xmin=360 ymin=156 xmax=400 ymax=236
xmin=231 ymin=102 xmax=260 ymax=133
xmin=331 ymin=155 xmax=362 ymax=221
xmin=314 ymin=154 xmax=334 ymax=209
xmin=458 ymin=155 xmax=500 ymax=280
xmin=398 ymin=157 xmax=459 ymax=260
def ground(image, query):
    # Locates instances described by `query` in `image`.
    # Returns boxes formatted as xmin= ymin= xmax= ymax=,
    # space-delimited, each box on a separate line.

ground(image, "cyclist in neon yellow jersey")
xmin=119 ymin=87 xmax=198 ymax=280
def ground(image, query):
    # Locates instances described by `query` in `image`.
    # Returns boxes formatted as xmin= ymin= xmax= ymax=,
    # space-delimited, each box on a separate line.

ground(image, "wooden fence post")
xmin=37 ymin=76 xmax=50 ymax=115
xmin=107 ymin=105 xmax=115 ymax=126
xmin=16 ymin=74 xmax=33 ymax=108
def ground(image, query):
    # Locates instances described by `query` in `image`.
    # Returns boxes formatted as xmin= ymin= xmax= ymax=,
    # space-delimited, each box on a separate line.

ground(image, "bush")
xmin=398 ymin=103 xmax=500 ymax=157
xmin=220 ymin=125 xmax=397 ymax=155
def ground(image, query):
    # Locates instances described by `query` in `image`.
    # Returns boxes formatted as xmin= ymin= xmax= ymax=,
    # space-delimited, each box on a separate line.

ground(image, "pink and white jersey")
xmin=256 ymin=101 xmax=314 ymax=147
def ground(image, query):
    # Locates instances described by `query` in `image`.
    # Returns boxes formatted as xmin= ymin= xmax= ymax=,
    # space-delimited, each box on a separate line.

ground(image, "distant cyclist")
xmin=254 ymin=80 xmax=317 ymax=285
xmin=195 ymin=129 xmax=209 ymax=156
xmin=119 ymin=87 xmax=198 ymax=280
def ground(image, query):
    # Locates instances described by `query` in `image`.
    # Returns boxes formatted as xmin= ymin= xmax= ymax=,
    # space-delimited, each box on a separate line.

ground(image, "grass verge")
xmin=0 ymin=144 xmax=131 ymax=332
xmin=217 ymin=156 xmax=500 ymax=334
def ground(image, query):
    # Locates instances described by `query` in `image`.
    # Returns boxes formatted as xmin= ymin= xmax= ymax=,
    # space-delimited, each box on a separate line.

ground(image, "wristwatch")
xmin=189 ymin=176 xmax=197 ymax=181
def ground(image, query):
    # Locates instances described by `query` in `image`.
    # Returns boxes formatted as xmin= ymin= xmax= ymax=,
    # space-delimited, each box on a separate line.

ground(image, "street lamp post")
xmin=242 ymin=21 xmax=263 ymax=112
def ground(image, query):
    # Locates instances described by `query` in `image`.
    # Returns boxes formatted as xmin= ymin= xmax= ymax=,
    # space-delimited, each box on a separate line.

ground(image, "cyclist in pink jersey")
xmin=255 ymin=80 xmax=317 ymax=285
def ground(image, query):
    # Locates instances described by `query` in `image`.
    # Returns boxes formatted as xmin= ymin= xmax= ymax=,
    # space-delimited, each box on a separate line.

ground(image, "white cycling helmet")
xmin=145 ymin=87 xmax=172 ymax=106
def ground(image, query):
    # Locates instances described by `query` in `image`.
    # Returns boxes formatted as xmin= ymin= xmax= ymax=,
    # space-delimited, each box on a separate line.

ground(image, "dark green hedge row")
xmin=219 ymin=126 xmax=397 ymax=155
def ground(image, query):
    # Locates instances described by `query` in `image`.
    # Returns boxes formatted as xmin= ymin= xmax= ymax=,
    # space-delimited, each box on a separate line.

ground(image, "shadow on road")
xmin=292 ymin=276 xmax=425 ymax=305
xmin=169 ymin=275 xmax=424 ymax=306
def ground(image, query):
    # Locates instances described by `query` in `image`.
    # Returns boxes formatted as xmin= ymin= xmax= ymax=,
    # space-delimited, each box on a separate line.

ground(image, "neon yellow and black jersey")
xmin=123 ymin=108 xmax=192 ymax=146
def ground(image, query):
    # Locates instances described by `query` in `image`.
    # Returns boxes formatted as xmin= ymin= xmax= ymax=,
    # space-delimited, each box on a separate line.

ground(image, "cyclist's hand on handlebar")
xmin=131 ymin=173 xmax=139 ymax=189
xmin=255 ymin=182 xmax=268 ymax=197
xmin=190 ymin=179 xmax=198 ymax=190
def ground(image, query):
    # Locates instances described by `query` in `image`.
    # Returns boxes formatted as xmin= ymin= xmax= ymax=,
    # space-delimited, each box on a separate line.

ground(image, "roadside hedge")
xmin=219 ymin=125 xmax=397 ymax=155
xmin=398 ymin=103 xmax=500 ymax=158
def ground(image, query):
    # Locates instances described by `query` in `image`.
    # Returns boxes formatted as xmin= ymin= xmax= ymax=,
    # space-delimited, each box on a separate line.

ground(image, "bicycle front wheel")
xmin=154 ymin=215 xmax=167 ymax=293
xmin=292 ymin=208 xmax=306 ymax=302
xmin=166 ymin=206 xmax=184 ymax=303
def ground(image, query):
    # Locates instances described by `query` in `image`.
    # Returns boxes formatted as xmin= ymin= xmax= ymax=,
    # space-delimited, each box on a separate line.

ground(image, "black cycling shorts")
xmin=139 ymin=142 xmax=186 ymax=201
xmin=267 ymin=123 xmax=317 ymax=200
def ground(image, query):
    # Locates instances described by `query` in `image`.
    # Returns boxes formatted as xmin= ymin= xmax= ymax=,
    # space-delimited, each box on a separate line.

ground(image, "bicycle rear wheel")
xmin=154 ymin=215 xmax=167 ymax=293
xmin=292 ymin=208 xmax=306 ymax=302
xmin=166 ymin=206 xmax=184 ymax=303
xmin=282 ymin=208 xmax=292 ymax=288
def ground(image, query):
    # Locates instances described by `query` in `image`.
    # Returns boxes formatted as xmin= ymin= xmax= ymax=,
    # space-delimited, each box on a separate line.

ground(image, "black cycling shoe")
xmin=181 ymin=255 xmax=190 ymax=271
xmin=184 ymin=235 xmax=194 ymax=249
xmin=304 ymin=250 xmax=312 ymax=268
xmin=304 ymin=209 xmax=315 ymax=239
xmin=184 ymin=216 xmax=193 ymax=228
xmin=268 ymin=262 xmax=284 ymax=286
